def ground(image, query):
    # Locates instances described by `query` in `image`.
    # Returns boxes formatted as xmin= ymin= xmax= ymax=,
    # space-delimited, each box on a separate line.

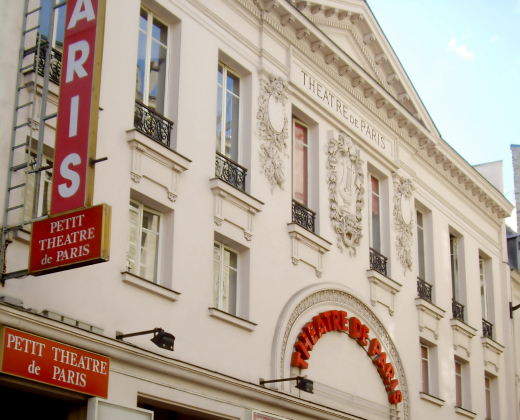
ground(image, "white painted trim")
xmin=208 ymin=307 xmax=256 ymax=331
xmin=122 ymin=271 xmax=180 ymax=302
xmin=419 ymin=392 xmax=444 ymax=406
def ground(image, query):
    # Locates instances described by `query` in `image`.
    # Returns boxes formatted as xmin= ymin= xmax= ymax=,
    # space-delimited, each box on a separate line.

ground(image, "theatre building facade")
xmin=0 ymin=0 xmax=517 ymax=419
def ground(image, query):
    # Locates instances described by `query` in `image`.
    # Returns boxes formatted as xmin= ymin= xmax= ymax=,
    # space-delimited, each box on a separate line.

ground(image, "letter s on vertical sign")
xmin=58 ymin=154 xmax=81 ymax=198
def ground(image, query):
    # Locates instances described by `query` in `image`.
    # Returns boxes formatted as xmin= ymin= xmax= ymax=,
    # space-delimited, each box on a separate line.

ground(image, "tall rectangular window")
xmin=216 ymin=64 xmax=240 ymax=162
xmin=127 ymin=200 xmax=161 ymax=283
xmin=417 ymin=210 xmax=425 ymax=281
xmin=293 ymin=119 xmax=309 ymax=207
xmin=450 ymin=234 xmax=459 ymax=301
xmin=213 ymin=241 xmax=238 ymax=316
xmin=136 ymin=8 xmax=168 ymax=115
xmin=455 ymin=361 xmax=462 ymax=407
xmin=480 ymin=257 xmax=488 ymax=320
xmin=370 ymin=175 xmax=381 ymax=252
xmin=485 ymin=376 xmax=491 ymax=419
xmin=21 ymin=152 xmax=53 ymax=224
xmin=421 ymin=345 xmax=429 ymax=394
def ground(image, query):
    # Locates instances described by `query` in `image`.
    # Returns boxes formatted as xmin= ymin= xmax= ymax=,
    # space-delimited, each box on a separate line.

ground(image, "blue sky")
xmin=366 ymin=0 xmax=520 ymax=228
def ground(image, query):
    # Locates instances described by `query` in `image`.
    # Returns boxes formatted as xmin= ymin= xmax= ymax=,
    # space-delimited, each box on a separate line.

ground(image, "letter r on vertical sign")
xmin=50 ymin=0 xmax=106 ymax=215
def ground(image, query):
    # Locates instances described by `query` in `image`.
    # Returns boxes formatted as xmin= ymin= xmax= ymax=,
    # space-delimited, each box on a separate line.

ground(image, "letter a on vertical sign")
xmin=51 ymin=0 xmax=106 ymax=215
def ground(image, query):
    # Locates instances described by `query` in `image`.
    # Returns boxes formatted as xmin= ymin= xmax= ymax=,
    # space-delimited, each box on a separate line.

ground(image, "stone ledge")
xmin=419 ymin=392 xmax=444 ymax=406
xmin=121 ymin=271 xmax=180 ymax=302
xmin=451 ymin=319 xmax=477 ymax=358
xmin=208 ymin=307 xmax=257 ymax=332
xmin=455 ymin=406 xmax=476 ymax=418
xmin=416 ymin=298 xmax=445 ymax=340
xmin=481 ymin=336 xmax=504 ymax=373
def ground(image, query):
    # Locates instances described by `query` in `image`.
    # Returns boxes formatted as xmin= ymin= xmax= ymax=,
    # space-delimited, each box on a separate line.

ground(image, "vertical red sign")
xmin=51 ymin=0 xmax=106 ymax=215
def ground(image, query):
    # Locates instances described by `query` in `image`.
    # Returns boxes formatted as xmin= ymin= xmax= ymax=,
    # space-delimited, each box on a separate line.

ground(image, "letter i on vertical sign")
xmin=51 ymin=0 xmax=106 ymax=215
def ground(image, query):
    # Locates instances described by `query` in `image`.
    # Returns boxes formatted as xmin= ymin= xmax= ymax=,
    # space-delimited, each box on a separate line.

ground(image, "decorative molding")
xmin=338 ymin=64 xmax=353 ymax=75
xmin=388 ymin=109 xmax=399 ymax=119
xmin=311 ymin=40 xmax=325 ymax=52
xmin=392 ymin=173 xmax=414 ymax=274
xmin=376 ymin=98 xmax=388 ymax=109
xmin=450 ymin=319 xmax=477 ymax=358
xmin=387 ymin=73 xmax=400 ymax=85
xmin=367 ymin=269 xmax=402 ymax=315
xmin=296 ymin=27 xmax=310 ymax=39
xmin=277 ymin=287 xmax=410 ymax=420
xmin=326 ymin=131 xmax=364 ymax=256
xmin=352 ymin=76 xmax=365 ymax=87
xmin=287 ymin=223 xmax=331 ymax=277
xmin=363 ymin=32 xmax=375 ymax=45
xmin=257 ymin=76 xmax=289 ymax=192
xmin=481 ymin=337 xmax=504 ymax=373
xmin=325 ymin=53 xmax=339 ymax=64
xmin=280 ymin=14 xmax=295 ymax=26
xmin=364 ymin=87 xmax=377 ymax=98
xmin=375 ymin=53 xmax=387 ymax=65
xmin=415 ymin=298 xmax=445 ymax=341
xmin=210 ymin=178 xmax=263 ymax=243
xmin=126 ymin=130 xmax=190 ymax=203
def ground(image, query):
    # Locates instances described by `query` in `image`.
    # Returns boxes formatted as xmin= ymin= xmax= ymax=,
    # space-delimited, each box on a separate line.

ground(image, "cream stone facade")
xmin=0 ymin=0 xmax=517 ymax=419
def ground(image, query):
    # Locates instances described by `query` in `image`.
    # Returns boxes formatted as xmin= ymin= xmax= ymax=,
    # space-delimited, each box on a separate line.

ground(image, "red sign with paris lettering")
xmin=51 ymin=0 xmax=105 ymax=215
xmin=29 ymin=204 xmax=111 ymax=275
xmin=1 ymin=327 xmax=109 ymax=398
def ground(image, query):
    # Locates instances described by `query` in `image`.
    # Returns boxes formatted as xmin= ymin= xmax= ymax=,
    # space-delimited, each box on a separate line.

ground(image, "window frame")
xmin=136 ymin=6 xmax=170 ymax=115
xmin=292 ymin=118 xmax=310 ymax=208
xmin=416 ymin=210 xmax=426 ymax=281
xmin=480 ymin=257 xmax=489 ymax=321
xmin=213 ymin=240 xmax=239 ymax=316
xmin=21 ymin=151 xmax=53 ymax=223
xmin=368 ymin=173 xmax=381 ymax=253
xmin=455 ymin=360 xmax=463 ymax=408
xmin=127 ymin=199 xmax=163 ymax=284
xmin=450 ymin=234 xmax=460 ymax=301
xmin=484 ymin=376 xmax=492 ymax=419
xmin=216 ymin=62 xmax=241 ymax=162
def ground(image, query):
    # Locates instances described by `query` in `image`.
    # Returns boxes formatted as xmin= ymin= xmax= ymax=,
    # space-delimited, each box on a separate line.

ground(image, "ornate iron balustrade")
xmin=215 ymin=152 xmax=247 ymax=191
xmin=452 ymin=300 xmax=465 ymax=322
xmin=369 ymin=248 xmax=388 ymax=277
xmin=482 ymin=319 xmax=493 ymax=339
xmin=36 ymin=44 xmax=62 ymax=85
xmin=417 ymin=278 xmax=432 ymax=302
xmin=292 ymin=200 xmax=316 ymax=233
xmin=134 ymin=101 xmax=173 ymax=147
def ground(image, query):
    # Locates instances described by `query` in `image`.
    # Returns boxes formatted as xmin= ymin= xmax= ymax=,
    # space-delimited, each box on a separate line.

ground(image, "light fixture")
xmin=259 ymin=376 xmax=314 ymax=394
xmin=116 ymin=328 xmax=175 ymax=351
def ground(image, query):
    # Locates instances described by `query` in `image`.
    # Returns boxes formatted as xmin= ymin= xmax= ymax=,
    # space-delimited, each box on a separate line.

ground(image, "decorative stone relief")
xmin=392 ymin=173 xmax=414 ymax=274
xmin=278 ymin=288 xmax=409 ymax=420
xmin=257 ymin=76 xmax=289 ymax=192
xmin=326 ymin=131 xmax=364 ymax=256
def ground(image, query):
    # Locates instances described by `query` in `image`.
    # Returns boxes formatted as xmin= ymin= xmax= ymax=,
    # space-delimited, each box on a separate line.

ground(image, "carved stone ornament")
xmin=257 ymin=76 xmax=289 ymax=192
xmin=326 ymin=131 xmax=365 ymax=256
xmin=393 ymin=173 xmax=414 ymax=274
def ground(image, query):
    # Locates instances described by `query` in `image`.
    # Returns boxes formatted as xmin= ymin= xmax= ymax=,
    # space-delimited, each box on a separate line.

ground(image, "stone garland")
xmin=279 ymin=289 xmax=409 ymax=420
xmin=326 ymin=132 xmax=365 ymax=256
xmin=257 ymin=76 xmax=289 ymax=192
xmin=393 ymin=174 xmax=414 ymax=274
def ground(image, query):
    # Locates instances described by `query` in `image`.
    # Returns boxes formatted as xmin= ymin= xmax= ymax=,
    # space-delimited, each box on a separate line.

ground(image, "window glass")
xmin=127 ymin=201 xmax=161 ymax=283
xmin=293 ymin=121 xmax=308 ymax=207
xmin=216 ymin=64 xmax=240 ymax=162
xmin=136 ymin=8 xmax=168 ymax=115
xmin=455 ymin=361 xmax=462 ymax=407
xmin=214 ymin=241 xmax=238 ymax=316
xmin=450 ymin=235 xmax=459 ymax=301
xmin=370 ymin=175 xmax=381 ymax=252
xmin=485 ymin=376 xmax=491 ymax=419
xmin=480 ymin=258 xmax=488 ymax=320
xmin=421 ymin=345 xmax=429 ymax=394
xmin=417 ymin=211 xmax=425 ymax=280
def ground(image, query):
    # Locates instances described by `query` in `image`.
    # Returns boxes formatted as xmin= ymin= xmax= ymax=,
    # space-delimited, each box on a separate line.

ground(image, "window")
xmin=455 ymin=361 xmax=462 ymax=407
xmin=213 ymin=241 xmax=238 ymax=316
xmin=293 ymin=119 xmax=309 ymax=207
xmin=450 ymin=234 xmax=460 ymax=301
xmin=421 ymin=345 xmax=429 ymax=394
xmin=216 ymin=63 xmax=240 ymax=162
xmin=417 ymin=211 xmax=425 ymax=281
xmin=480 ymin=257 xmax=488 ymax=320
xmin=136 ymin=7 xmax=168 ymax=115
xmin=485 ymin=376 xmax=491 ymax=419
xmin=127 ymin=200 xmax=161 ymax=283
xmin=21 ymin=152 xmax=53 ymax=223
xmin=40 ymin=0 xmax=66 ymax=49
xmin=369 ymin=175 xmax=381 ymax=252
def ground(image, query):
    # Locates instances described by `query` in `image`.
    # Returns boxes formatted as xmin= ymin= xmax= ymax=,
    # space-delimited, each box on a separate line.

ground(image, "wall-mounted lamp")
xmin=259 ymin=376 xmax=313 ymax=394
xmin=116 ymin=328 xmax=175 ymax=351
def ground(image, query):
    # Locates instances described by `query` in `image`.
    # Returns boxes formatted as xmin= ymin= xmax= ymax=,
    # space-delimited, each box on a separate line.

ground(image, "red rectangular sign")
xmin=51 ymin=0 xmax=106 ymax=215
xmin=29 ymin=204 xmax=111 ymax=275
xmin=1 ymin=327 xmax=110 ymax=398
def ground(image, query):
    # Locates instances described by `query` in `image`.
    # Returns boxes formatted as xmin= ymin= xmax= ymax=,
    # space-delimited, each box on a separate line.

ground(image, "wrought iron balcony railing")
xmin=452 ymin=300 xmax=465 ymax=322
xmin=482 ymin=319 xmax=493 ymax=339
xmin=417 ymin=278 xmax=432 ymax=302
xmin=134 ymin=101 xmax=173 ymax=147
xmin=292 ymin=200 xmax=316 ymax=233
xmin=36 ymin=44 xmax=62 ymax=85
xmin=369 ymin=248 xmax=388 ymax=277
xmin=215 ymin=152 xmax=247 ymax=191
